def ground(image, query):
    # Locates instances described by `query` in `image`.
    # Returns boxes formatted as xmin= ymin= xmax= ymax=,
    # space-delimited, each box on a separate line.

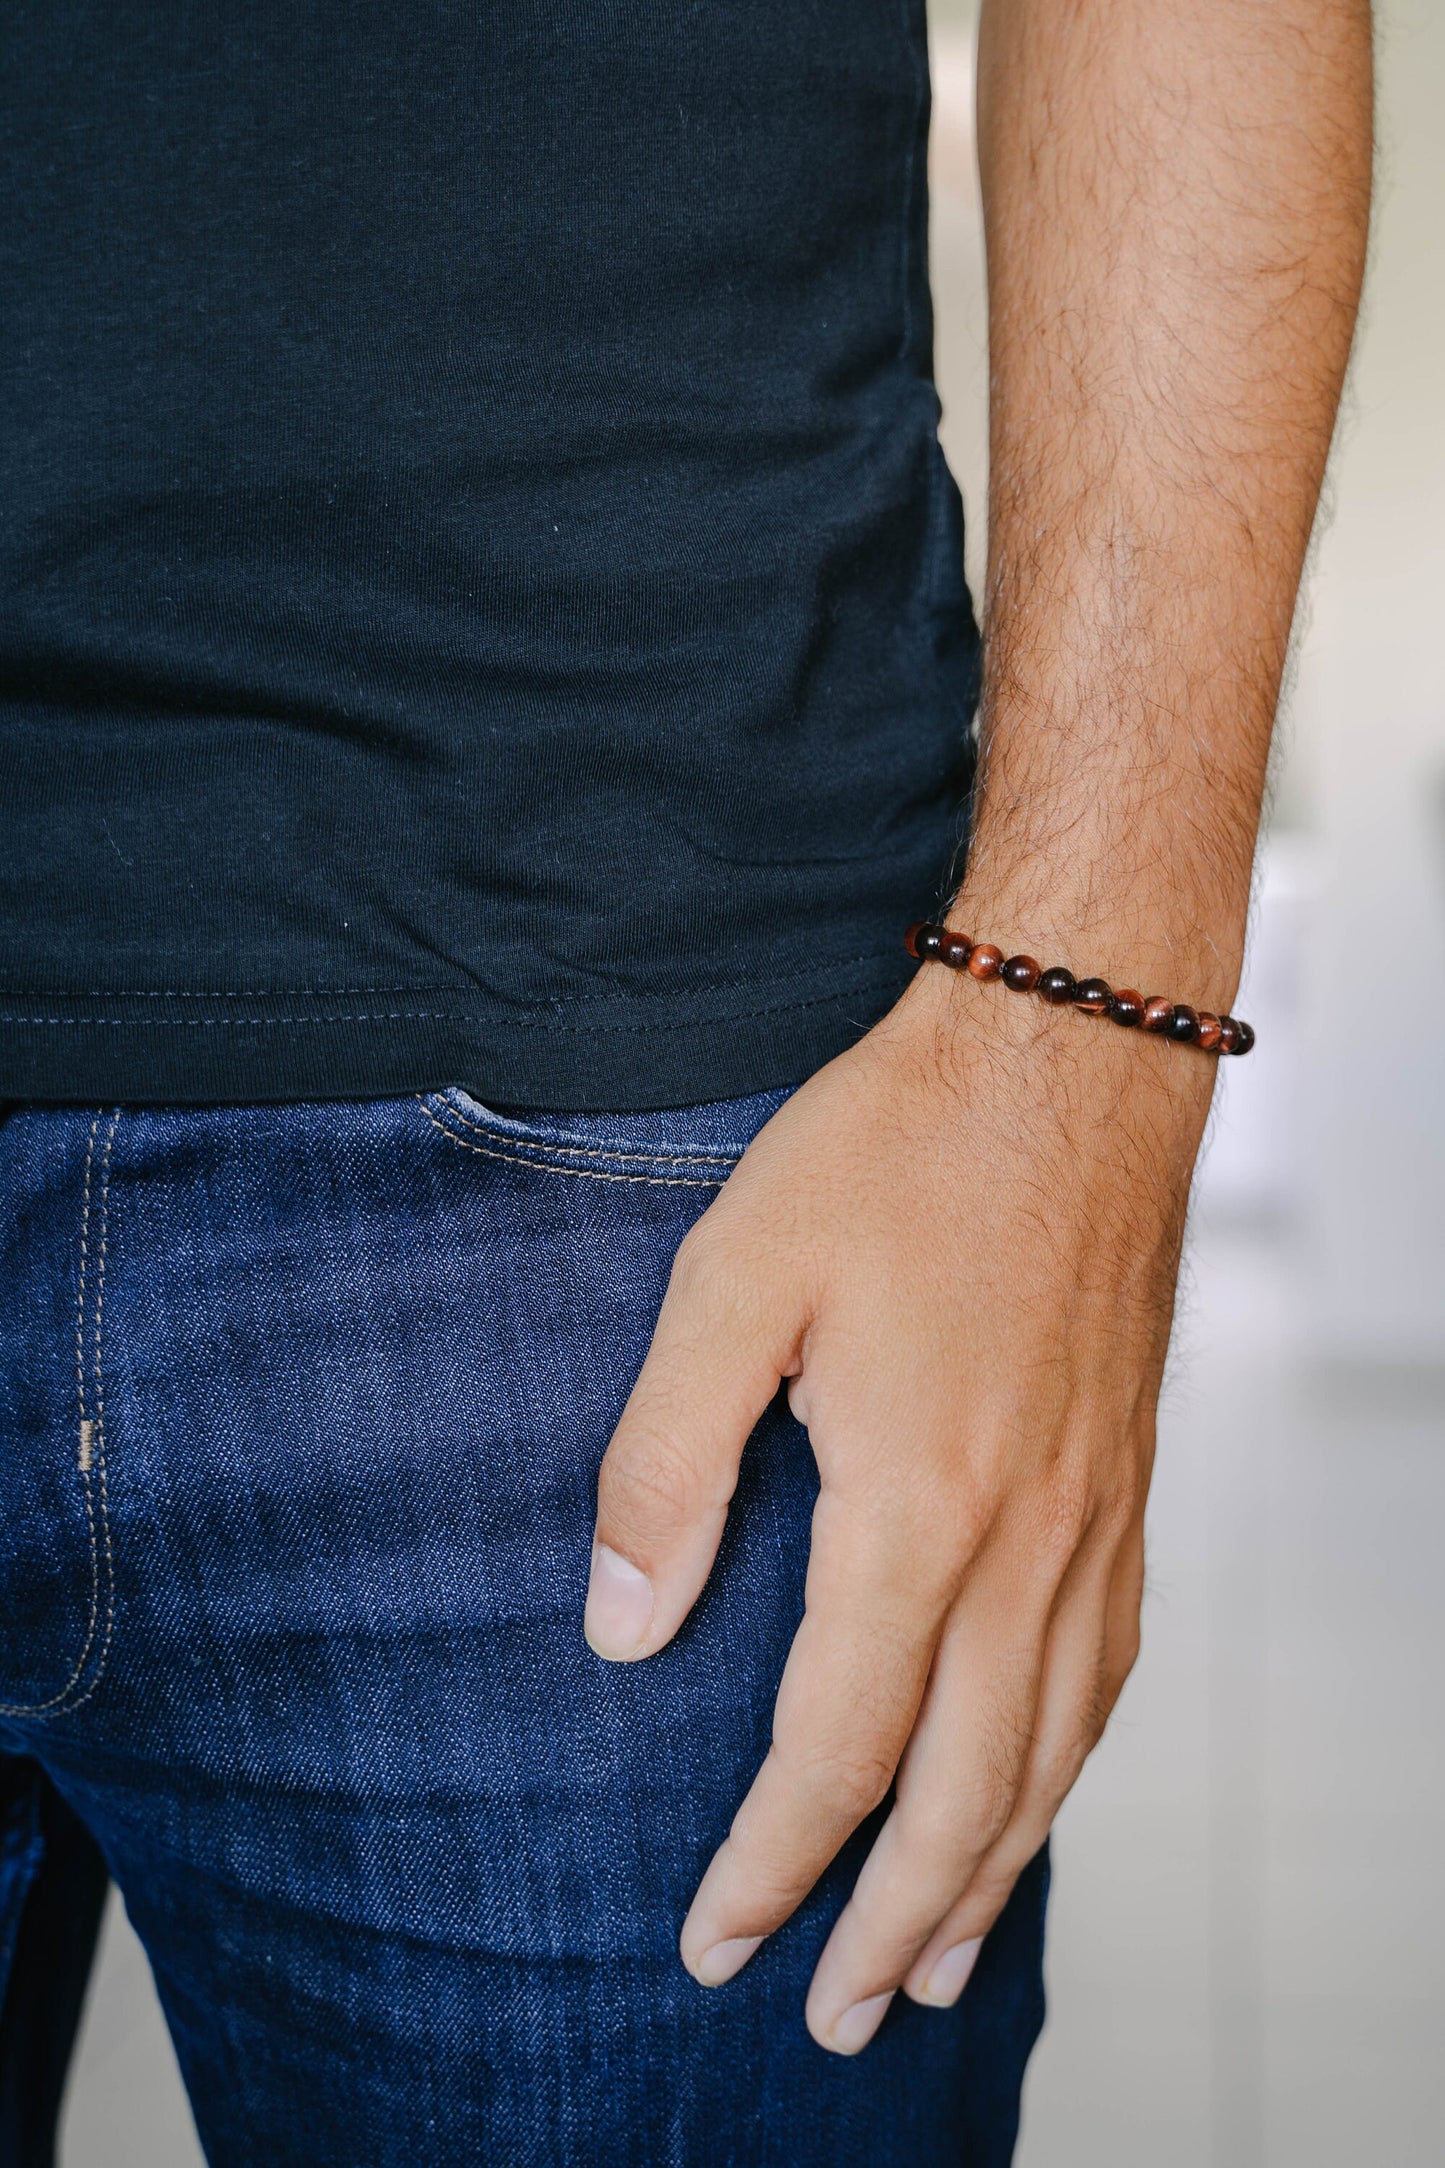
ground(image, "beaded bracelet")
xmin=904 ymin=922 xmax=1255 ymax=1055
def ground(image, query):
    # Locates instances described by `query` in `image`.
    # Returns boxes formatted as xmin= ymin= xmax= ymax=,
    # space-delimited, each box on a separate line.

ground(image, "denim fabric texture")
xmin=0 ymin=1091 xmax=1046 ymax=2165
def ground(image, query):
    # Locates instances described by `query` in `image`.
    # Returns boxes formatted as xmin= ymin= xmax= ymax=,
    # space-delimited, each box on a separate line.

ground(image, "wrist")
xmin=878 ymin=920 xmax=1230 ymax=1148
xmin=939 ymin=876 xmax=1249 ymax=1021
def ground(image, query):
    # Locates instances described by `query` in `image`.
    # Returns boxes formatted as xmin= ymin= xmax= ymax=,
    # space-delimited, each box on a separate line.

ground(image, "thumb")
xmin=585 ymin=1218 xmax=799 ymax=1662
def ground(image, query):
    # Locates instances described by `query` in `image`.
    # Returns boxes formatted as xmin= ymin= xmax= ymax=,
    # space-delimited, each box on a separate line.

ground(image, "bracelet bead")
xmin=903 ymin=922 xmax=1253 ymax=1056
xmin=1036 ymin=966 xmax=1077 ymax=1005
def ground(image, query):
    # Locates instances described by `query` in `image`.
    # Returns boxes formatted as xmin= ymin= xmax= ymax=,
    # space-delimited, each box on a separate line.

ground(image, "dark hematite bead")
xmin=1037 ymin=967 xmax=1077 ymax=1005
xmin=1167 ymin=1004 xmax=1200 ymax=1043
xmin=1110 ymin=987 xmax=1145 ymax=1027
xmin=917 ymin=923 xmax=946 ymax=960
xmin=940 ymin=931 xmax=973 ymax=969
xmin=1074 ymin=976 xmax=1113 ymax=1014
xmin=1001 ymin=954 xmax=1041 ymax=992
xmin=966 ymin=942 xmax=1004 ymax=981
xmin=1217 ymin=1016 xmax=1241 ymax=1054
xmin=1141 ymin=996 xmax=1174 ymax=1033
xmin=1225 ymin=1016 xmax=1255 ymax=1056
xmin=1196 ymin=1012 xmax=1223 ymax=1052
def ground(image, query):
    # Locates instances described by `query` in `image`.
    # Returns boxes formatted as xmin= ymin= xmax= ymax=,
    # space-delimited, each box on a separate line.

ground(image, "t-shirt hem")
xmin=0 ymin=964 xmax=915 ymax=1109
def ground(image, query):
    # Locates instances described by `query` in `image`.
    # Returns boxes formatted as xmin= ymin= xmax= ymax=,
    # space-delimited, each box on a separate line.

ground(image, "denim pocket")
xmin=0 ymin=1110 xmax=121 ymax=1725
xmin=414 ymin=1085 xmax=792 ymax=1189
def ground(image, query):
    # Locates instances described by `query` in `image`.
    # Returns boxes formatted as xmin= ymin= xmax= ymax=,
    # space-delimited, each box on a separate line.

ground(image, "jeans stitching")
xmin=0 ymin=1107 xmax=120 ymax=1720
xmin=64 ymin=1111 xmax=120 ymax=1717
xmin=417 ymin=1098 xmax=729 ymax=1188
xmin=436 ymin=1091 xmax=740 ymax=1168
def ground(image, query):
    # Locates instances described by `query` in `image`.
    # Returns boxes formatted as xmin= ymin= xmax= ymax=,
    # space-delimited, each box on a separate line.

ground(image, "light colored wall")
xmin=1296 ymin=0 xmax=1445 ymax=1361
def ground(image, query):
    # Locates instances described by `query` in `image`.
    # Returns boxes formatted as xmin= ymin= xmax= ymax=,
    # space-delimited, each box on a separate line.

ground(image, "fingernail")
xmin=825 ymin=1990 xmax=894 ymax=2056
xmin=917 ymin=1937 xmax=983 ymax=2007
xmin=690 ymin=1935 xmax=763 ymax=1987
xmin=583 ymin=1543 xmax=654 ymax=1660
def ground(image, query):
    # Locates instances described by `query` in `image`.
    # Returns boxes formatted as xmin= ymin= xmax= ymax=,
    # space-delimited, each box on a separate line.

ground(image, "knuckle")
xmin=981 ymin=1701 xmax=1037 ymax=1812
xmin=782 ymin=1734 xmax=897 ymax=1823
xmin=668 ymin=1218 xmax=718 ymax=1297
xmin=1035 ymin=1465 xmax=1096 ymax=1566
xmin=1030 ymin=1457 xmax=1137 ymax=1575
xmin=973 ymin=1765 xmax=1025 ymax=1852
xmin=671 ymin=1213 xmax=750 ymax=1299
xmin=967 ymin=1856 xmax=1022 ymax=1919
xmin=827 ymin=1745 xmax=897 ymax=1821
xmin=1093 ymin=1482 xmax=1139 ymax=1546
xmin=930 ymin=1468 xmax=993 ymax=1568
xmin=668 ymin=1218 xmax=779 ymax=1344
xmin=897 ymin=1772 xmax=1010 ymax=1860
xmin=716 ymin=1832 xmax=811 ymax=1918
xmin=903 ymin=1704 xmax=1027 ymax=1848
xmin=846 ymin=1893 xmax=933 ymax=1974
xmin=599 ymin=1427 xmax=699 ymax=1541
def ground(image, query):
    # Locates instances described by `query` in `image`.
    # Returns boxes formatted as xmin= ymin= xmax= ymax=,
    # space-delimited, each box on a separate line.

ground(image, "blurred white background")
xmin=62 ymin=3 xmax=1445 ymax=2161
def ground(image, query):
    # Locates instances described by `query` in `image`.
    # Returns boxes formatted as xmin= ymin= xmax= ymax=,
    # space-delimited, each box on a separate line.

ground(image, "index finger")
xmin=678 ymin=1489 xmax=954 ymax=1987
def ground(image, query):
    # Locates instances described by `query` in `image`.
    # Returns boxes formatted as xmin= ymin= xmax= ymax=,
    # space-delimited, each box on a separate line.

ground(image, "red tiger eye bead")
xmin=902 ymin=913 xmax=1246 ymax=1056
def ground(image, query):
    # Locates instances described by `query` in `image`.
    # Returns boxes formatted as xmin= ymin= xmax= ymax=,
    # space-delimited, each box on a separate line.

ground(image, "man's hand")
xmin=586 ymin=0 xmax=1370 ymax=2055
xmin=585 ymin=962 xmax=1207 ymax=2050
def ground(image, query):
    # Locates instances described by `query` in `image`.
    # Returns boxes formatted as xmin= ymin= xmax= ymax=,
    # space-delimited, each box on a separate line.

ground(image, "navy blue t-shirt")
xmin=0 ymin=0 xmax=976 ymax=1107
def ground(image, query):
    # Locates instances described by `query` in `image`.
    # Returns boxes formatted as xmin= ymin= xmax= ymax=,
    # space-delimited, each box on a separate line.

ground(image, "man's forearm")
xmin=588 ymin=1 xmax=1375 ymax=2058
xmin=963 ymin=0 xmax=1373 ymax=1002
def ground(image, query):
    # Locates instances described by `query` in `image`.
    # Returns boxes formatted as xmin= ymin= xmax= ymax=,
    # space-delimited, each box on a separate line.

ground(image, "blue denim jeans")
xmin=0 ymin=1090 xmax=1047 ymax=2165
